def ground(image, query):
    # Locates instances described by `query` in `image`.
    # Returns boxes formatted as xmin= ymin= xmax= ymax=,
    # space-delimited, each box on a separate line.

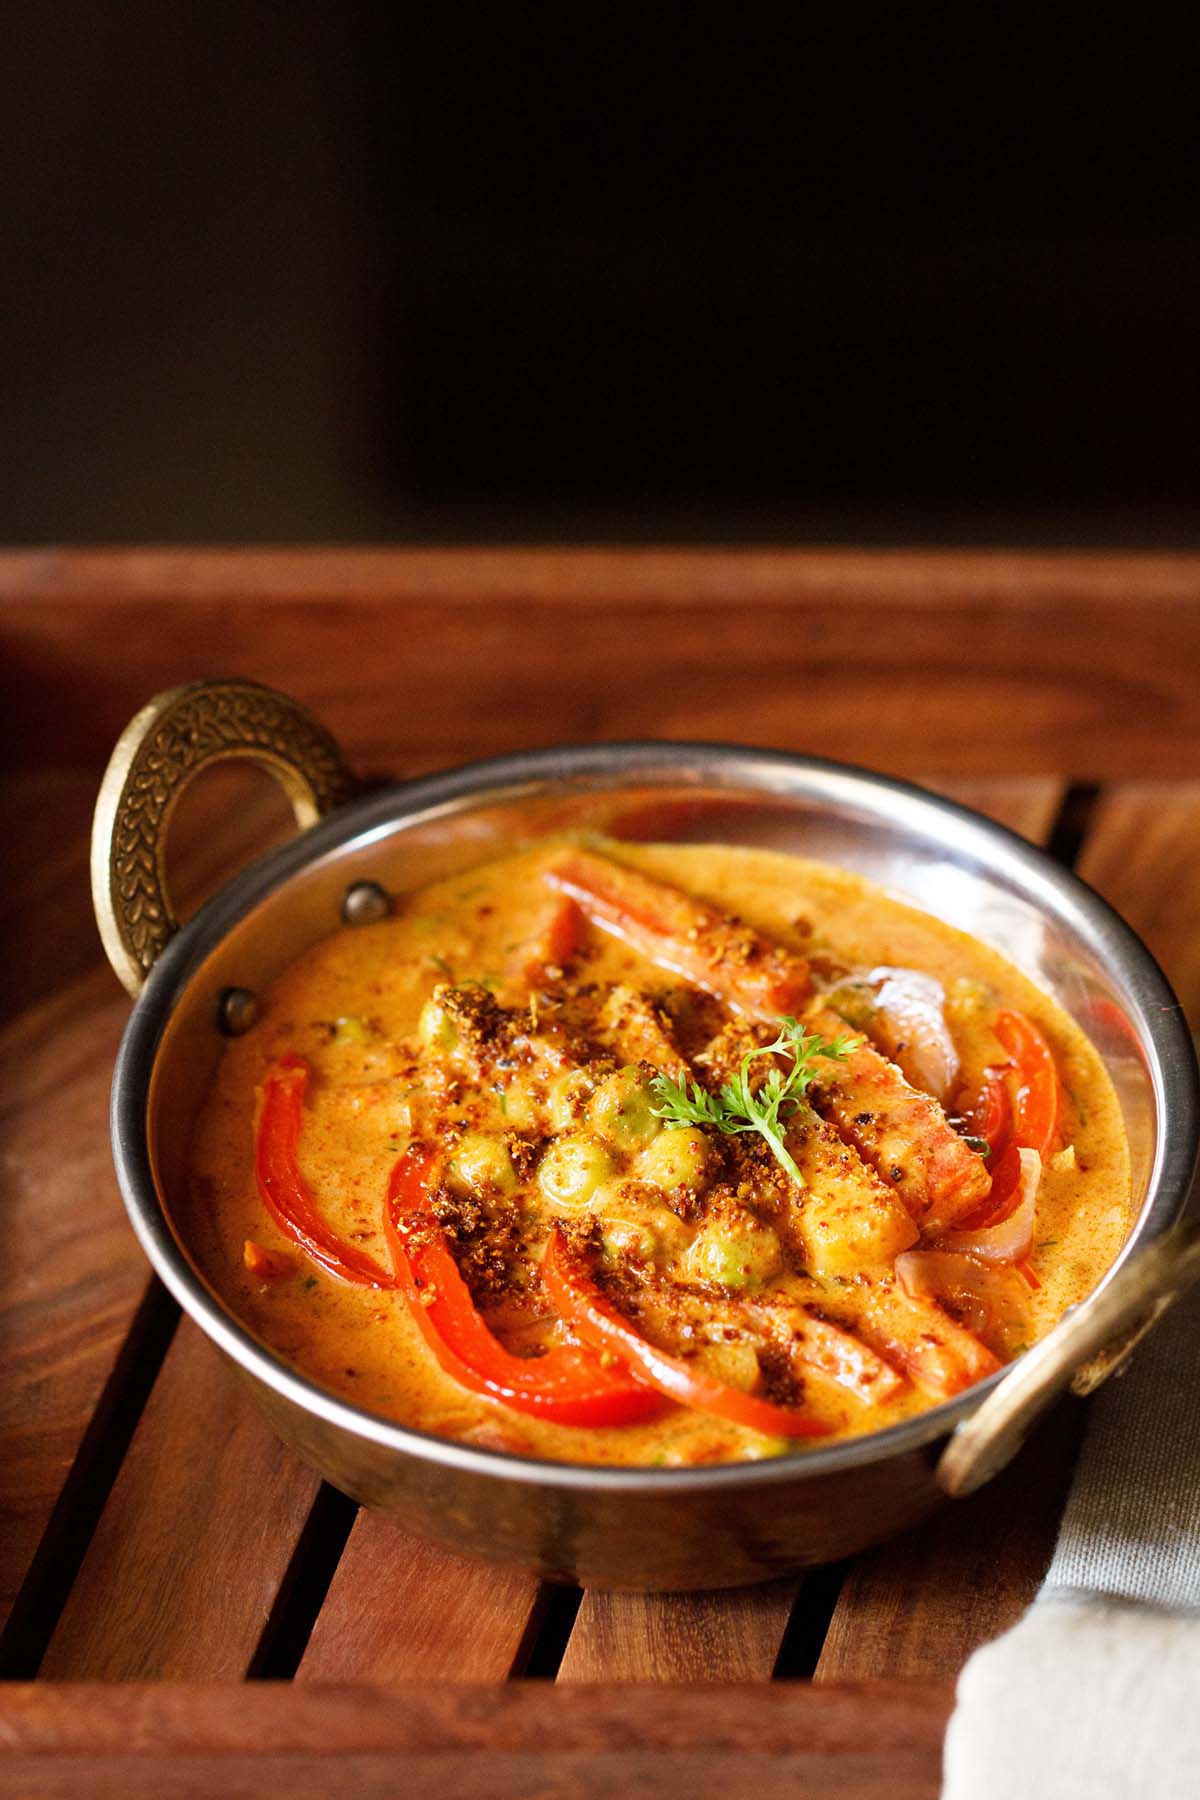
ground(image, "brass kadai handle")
xmin=91 ymin=679 xmax=357 ymax=996
xmin=937 ymin=1217 xmax=1200 ymax=1498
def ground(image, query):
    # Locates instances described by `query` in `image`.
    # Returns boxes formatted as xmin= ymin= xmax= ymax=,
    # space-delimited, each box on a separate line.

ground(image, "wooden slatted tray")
xmin=2 ymin=550 xmax=1198 ymax=1798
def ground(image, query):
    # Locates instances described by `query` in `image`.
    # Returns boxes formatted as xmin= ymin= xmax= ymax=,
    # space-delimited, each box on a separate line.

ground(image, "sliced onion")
xmin=895 ymin=1248 xmax=1028 ymax=1347
xmin=864 ymin=966 xmax=960 ymax=1101
xmin=938 ymin=1147 xmax=1041 ymax=1263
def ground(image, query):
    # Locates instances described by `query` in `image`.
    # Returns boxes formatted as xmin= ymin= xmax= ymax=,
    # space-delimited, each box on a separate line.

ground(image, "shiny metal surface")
xmin=109 ymin=742 xmax=1200 ymax=1588
xmin=938 ymin=1218 xmax=1200 ymax=1499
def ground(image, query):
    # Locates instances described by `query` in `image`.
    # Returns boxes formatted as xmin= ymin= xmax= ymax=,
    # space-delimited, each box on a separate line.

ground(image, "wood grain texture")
xmin=2 ymin=544 xmax=1198 ymax=605
xmin=923 ymin=777 xmax=1065 ymax=842
xmin=0 ymin=766 xmax=296 ymax=1022
xmin=558 ymin=1581 xmax=801 ymax=1683
xmin=1076 ymin=783 xmax=1200 ymax=1026
xmin=39 ymin=1323 xmax=321 ymax=1679
xmin=2 ymin=549 xmax=1199 ymax=778
xmin=0 ymin=969 xmax=150 ymax=1640
xmin=0 ymin=770 xmax=305 ymax=1653
xmin=296 ymin=1513 xmax=544 ymax=1682
xmin=0 ymin=1679 xmax=954 ymax=1800
xmin=0 ymin=1753 xmax=934 ymax=1800
xmin=0 ymin=774 xmax=115 ymax=1024
xmin=815 ymin=1406 xmax=1085 ymax=1682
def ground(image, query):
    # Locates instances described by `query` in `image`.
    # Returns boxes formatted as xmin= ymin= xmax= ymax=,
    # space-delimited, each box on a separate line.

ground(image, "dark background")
xmin=4 ymin=6 xmax=1198 ymax=544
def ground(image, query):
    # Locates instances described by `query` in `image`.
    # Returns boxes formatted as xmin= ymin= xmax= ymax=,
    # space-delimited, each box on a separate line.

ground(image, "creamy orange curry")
xmin=186 ymin=839 xmax=1132 ymax=1465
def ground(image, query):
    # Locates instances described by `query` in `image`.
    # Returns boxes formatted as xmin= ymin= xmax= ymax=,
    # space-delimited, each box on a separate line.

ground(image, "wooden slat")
xmin=0 ymin=1679 xmax=954 ymax=1800
xmin=5 ymin=544 xmax=1197 ymax=605
xmin=0 ymin=770 xmax=304 ymax=1655
xmin=0 ymin=773 xmax=119 ymax=1023
xmin=297 ymin=1514 xmax=544 ymax=1682
xmin=558 ymin=1581 xmax=800 ymax=1683
xmin=923 ymin=776 xmax=1065 ymax=842
xmin=815 ymin=1407 xmax=1085 ymax=1681
xmin=1074 ymin=782 xmax=1200 ymax=1024
xmin=2 ymin=550 xmax=1199 ymax=778
xmin=39 ymin=1324 xmax=321 ymax=1679
xmin=0 ymin=764 xmax=295 ymax=1025
xmin=558 ymin=777 xmax=1066 ymax=1684
xmin=0 ymin=970 xmax=150 ymax=1642
xmin=817 ymin=777 xmax=1200 ymax=1680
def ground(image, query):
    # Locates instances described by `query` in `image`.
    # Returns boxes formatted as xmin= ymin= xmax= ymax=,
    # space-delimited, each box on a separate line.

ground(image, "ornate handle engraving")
xmin=937 ymin=1218 xmax=1200 ymax=1498
xmin=91 ymin=679 xmax=357 ymax=995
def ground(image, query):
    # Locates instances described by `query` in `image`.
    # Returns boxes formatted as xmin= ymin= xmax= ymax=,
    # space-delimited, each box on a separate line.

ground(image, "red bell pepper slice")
xmin=994 ymin=1010 xmax=1060 ymax=1158
xmin=255 ymin=1055 xmax=396 ymax=1287
xmin=960 ymin=1010 xmax=1060 ymax=1231
xmin=955 ymin=1013 xmax=1060 ymax=1288
xmin=961 ymin=1141 xmax=1022 ymax=1229
xmin=967 ymin=1068 xmax=1013 ymax=1156
xmin=543 ymin=1227 xmax=831 ymax=1439
xmin=384 ymin=1147 xmax=663 ymax=1427
xmin=521 ymin=895 xmax=585 ymax=988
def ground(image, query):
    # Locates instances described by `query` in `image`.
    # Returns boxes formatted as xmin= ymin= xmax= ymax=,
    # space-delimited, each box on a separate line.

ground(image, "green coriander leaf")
xmin=649 ymin=1014 xmax=860 ymax=1187
xmin=648 ymin=1073 xmax=732 ymax=1132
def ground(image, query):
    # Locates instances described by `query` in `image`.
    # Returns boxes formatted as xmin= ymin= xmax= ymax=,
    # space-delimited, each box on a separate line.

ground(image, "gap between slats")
xmin=36 ymin=1321 xmax=325 ymax=1680
xmin=0 ymin=773 xmax=315 ymax=1675
xmin=293 ymin=1510 xmax=551 ymax=1684
xmin=0 ymin=1278 xmax=179 ymax=1678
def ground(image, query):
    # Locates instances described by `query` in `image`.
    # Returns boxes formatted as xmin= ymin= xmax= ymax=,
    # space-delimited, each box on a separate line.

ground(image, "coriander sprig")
xmin=649 ymin=1015 xmax=859 ymax=1186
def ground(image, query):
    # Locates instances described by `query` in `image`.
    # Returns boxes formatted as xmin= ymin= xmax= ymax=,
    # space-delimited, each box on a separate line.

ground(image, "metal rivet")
xmin=341 ymin=879 xmax=391 ymax=925
xmin=217 ymin=986 xmax=260 ymax=1036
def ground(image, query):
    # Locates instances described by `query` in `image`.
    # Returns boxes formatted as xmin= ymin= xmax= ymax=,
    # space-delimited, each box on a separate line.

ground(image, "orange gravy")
xmin=185 ymin=840 xmax=1132 ymax=1466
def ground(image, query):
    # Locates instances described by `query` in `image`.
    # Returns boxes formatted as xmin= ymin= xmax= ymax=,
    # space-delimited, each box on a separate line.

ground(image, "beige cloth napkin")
xmin=942 ymin=1281 xmax=1200 ymax=1799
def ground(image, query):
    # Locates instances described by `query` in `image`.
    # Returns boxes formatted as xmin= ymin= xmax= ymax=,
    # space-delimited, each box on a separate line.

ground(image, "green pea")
xmin=450 ymin=1133 xmax=517 ymax=1197
xmin=743 ymin=1433 xmax=791 ymax=1460
xmin=588 ymin=1068 xmax=662 ymax=1151
xmin=636 ymin=1126 xmax=711 ymax=1194
xmin=591 ymin=1183 xmax=690 ymax=1264
xmin=538 ymin=1135 xmax=615 ymax=1208
xmin=600 ymin=1218 xmax=660 ymax=1264
xmin=679 ymin=1216 xmax=782 ymax=1290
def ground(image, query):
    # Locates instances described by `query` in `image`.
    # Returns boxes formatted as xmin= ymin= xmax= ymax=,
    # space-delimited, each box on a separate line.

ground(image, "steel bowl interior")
xmin=114 ymin=742 xmax=1199 ymax=1508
